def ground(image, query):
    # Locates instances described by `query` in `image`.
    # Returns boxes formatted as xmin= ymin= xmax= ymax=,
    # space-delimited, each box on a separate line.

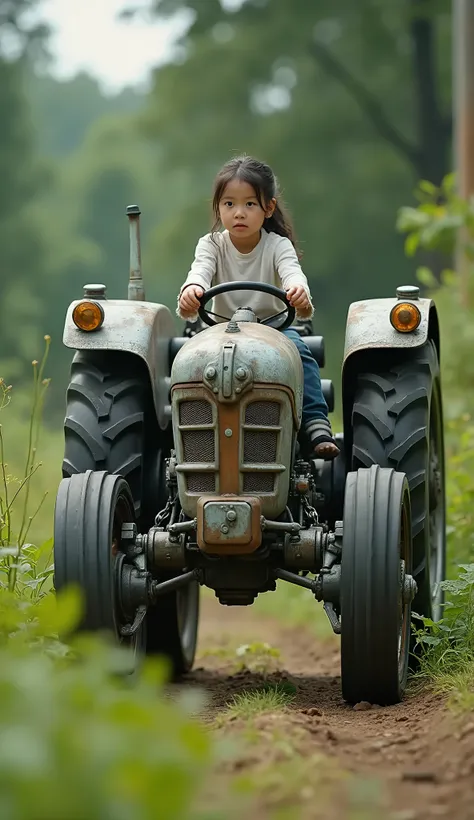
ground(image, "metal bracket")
xmin=120 ymin=604 xmax=147 ymax=637
xmin=151 ymin=568 xmax=201 ymax=599
xmin=323 ymin=602 xmax=341 ymax=634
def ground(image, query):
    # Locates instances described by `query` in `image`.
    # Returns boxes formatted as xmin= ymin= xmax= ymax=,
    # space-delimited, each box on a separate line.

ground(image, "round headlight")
xmin=390 ymin=302 xmax=421 ymax=333
xmin=72 ymin=301 xmax=104 ymax=332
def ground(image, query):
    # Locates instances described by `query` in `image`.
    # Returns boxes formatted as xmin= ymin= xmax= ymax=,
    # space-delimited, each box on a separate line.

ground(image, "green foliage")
xmin=0 ymin=342 xmax=220 ymax=820
xmin=398 ymin=175 xmax=474 ymax=708
xmin=397 ymin=172 xmax=470 ymax=257
xmin=397 ymin=173 xmax=474 ymax=418
xmin=27 ymin=71 xmax=145 ymax=158
xmin=234 ymin=642 xmax=281 ymax=676
xmin=0 ymin=586 xmax=215 ymax=820
xmin=412 ymin=564 xmax=474 ymax=709
xmin=0 ymin=338 xmax=52 ymax=594
xmin=445 ymin=417 xmax=474 ymax=571
xmin=0 ymin=1 xmax=53 ymax=380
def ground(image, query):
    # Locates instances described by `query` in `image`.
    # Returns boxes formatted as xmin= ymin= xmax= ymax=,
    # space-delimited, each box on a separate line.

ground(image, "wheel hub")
xmin=400 ymin=560 xmax=417 ymax=605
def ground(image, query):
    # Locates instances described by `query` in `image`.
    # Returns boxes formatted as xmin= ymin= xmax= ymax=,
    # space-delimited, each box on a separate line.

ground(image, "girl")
xmin=177 ymin=155 xmax=340 ymax=460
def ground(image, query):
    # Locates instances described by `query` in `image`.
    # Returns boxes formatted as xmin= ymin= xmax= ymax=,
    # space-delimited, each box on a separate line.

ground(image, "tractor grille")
xmin=243 ymin=473 xmax=275 ymax=493
xmin=241 ymin=399 xmax=282 ymax=495
xmin=183 ymin=429 xmax=215 ymax=463
xmin=175 ymin=393 xmax=286 ymax=505
xmin=187 ymin=473 xmax=215 ymax=493
xmin=180 ymin=400 xmax=212 ymax=426
xmin=177 ymin=397 xmax=217 ymax=495
xmin=244 ymin=430 xmax=277 ymax=463
xmin=245 ymin=401 xmax=280 ymax=426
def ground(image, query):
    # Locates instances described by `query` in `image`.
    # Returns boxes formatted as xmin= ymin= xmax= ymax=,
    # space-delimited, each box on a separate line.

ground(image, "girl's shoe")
xmin=305 ymin=419 xmax=341 ymax=461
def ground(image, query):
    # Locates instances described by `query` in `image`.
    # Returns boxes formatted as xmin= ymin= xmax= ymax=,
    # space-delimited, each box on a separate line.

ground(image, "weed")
xmin=0 ymin=338 xmax=52 ymax=596
xmin=412 ymin=563 xmax=474 ymax=709
xmin=224 ymin=686 xmax=295 ymax=720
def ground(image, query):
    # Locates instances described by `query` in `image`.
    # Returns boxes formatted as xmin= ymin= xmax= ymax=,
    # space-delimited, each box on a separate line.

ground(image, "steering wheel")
xmin=197 ymin=281 xmax=295 ymax=331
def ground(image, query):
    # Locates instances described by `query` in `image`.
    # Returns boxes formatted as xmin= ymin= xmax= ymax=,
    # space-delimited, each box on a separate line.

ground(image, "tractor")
xmin=53 ymin=205 xmax=445 ymax=705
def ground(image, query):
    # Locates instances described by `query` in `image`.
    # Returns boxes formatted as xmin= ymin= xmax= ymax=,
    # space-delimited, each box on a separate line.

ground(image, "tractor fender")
xmin=341 ymin=295 xmax=440 ymax=465
xmin=343 ymin=296 xmax=439 ymax=365
xmin=63 ymin=299 xmax=175 ymax=429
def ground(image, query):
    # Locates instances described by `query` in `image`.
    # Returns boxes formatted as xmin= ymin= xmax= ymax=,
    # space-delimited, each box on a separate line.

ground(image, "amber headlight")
xmin=389 ymin=302 xmax=421 ymax=333
xmin=72 ymin=301 xmax=104 ymax=332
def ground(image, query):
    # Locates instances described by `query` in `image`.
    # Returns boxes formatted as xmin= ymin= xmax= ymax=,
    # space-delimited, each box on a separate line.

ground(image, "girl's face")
xmin=218 ymin=179 xmax=275 ymax=246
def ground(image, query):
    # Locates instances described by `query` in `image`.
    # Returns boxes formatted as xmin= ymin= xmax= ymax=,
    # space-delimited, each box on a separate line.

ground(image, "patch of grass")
xmin=413 ymin=563 xmax=474 ymax=711
xmin=224 ymin=686 xmax=296 ymax=721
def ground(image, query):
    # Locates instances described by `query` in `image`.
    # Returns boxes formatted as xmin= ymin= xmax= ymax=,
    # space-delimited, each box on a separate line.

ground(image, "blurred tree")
xmin=27 ymin=71 xmax=144 ymax=157
xmin=30 ymin=112 xmax=168 ymax=413
xmin=0 ymin=0 xmax=51 ymax=379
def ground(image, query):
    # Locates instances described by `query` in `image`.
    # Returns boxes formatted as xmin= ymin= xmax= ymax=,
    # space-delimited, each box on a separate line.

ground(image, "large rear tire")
xmin=340 ymin=465 xmax=413 ymax=705
xmin=62 ymin=350 xmax=161 ymax=528
xmin=351 ymin=341 xmax=445 ymax=623
xmin=61 ymin=350 xmax=199 ymax=676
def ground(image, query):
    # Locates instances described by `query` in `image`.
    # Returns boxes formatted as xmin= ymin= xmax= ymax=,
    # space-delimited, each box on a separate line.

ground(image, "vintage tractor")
xmin=53 ymin=205 xmax=445 ymax=705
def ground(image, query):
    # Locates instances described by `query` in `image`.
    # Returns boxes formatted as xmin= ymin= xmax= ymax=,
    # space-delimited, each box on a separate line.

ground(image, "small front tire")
xmin=340 ymin=465 xmax=413 ymax=705
xmin=53 ymin=470 xmax=146 ymax=656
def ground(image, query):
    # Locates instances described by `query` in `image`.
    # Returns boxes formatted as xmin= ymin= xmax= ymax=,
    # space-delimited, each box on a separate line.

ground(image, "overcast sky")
xmin=38 ymin=0 xmax=189 ymax=94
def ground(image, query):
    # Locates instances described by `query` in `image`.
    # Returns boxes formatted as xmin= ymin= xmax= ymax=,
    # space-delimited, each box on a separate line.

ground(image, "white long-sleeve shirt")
xmin=177 ymin=229 xmax=313 ymax=322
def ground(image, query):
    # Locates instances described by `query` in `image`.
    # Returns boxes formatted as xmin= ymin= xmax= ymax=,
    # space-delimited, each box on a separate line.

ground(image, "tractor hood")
xmin=171 ymin=320 xmax=304 ymax=423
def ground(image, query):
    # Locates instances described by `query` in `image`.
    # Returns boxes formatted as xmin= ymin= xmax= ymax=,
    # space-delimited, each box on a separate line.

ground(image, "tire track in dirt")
xmin=176 ymin=594 xmax=474 ymax=819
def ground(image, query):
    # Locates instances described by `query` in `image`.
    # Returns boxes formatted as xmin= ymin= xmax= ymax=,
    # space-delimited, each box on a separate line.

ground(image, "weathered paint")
xmin=196 ymin=495 xmax=262 ymax=554
xmin=343 ymin=297 xmax=434 ymax=365
xmin=171 ymin=321 xmax=304 ymax=424
xmin=172 ymin=383 xmax=295 ymax=518
xmin=204 ymin=501 xmax=252 ymax=543
xmin=63 ymin=298 xmax=175 ymax=430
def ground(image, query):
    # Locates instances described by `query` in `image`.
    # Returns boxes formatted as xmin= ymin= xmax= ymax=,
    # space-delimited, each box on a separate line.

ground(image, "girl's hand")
xmin=286 ymin=285 xmax=311 ymax=311
xmin=179 ymin=285 xmax=204 ymax=316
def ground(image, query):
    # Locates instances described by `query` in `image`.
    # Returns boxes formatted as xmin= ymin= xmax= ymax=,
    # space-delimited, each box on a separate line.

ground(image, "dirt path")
xmin=177 ymin=594 xmax=474 ymax=820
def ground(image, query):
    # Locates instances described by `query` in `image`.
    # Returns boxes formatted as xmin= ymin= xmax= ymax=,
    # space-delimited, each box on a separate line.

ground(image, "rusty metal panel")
xmin=63 ymin=299 xmax=175 ymax=430
xmin=343 ymin=297 xmax=434 ymax=366
xmin=172 ymin=383 xmax=295 ymax=519
xmin=196 ymin=496 xmax=262 ymax=554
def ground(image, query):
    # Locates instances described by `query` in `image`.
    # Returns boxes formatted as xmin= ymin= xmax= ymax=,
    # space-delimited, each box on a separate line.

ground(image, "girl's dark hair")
xmin=211 ymin=155 xmax=298 ymax=250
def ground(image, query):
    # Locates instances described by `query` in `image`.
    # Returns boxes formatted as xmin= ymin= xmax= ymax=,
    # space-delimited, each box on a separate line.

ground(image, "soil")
xmin=176 ymin=594 xmax=474 ymax=820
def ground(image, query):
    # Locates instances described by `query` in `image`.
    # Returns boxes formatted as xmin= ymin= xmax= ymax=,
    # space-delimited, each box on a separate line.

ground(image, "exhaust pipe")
xmin=126 ymin=204 xmax=145 ymax=301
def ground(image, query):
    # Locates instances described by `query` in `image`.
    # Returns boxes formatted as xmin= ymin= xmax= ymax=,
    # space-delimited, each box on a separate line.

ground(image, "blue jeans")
xmin=282 ymin=329 xmax=328 ymax=425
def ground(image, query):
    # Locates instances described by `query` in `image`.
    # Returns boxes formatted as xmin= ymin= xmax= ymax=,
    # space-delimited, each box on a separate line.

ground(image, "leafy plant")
xmin=445 ymin=417 xmax=474 ymax=571
xmin=234 ymin=642 xmax=281 ymax=676
xmin=412 ymin=564 xmax=474 ymax=708
xmin=0 ymin=337 xmax=52 ymax=596
xmin=397 ymin=172 xmax=474 ymax=419
xmin=0 ymin=585 xmax=215 ymax=820
xmin=396 ymin=173 xmax=467 ymax=258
